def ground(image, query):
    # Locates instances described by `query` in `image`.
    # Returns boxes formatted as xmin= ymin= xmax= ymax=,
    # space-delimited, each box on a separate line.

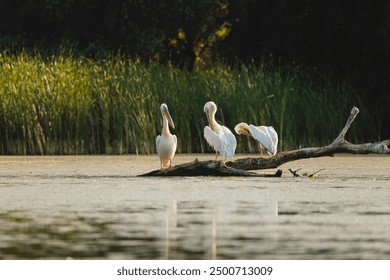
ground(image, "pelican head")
xmin=203 ymin=101 xmax=217 ymax=113
xmin=160 ymin=103 xmax=175 ymax=129
xmin=204 ymin=101 xmax=217 ymax=128
xmin=234 ymin=122 xmax=251 ymax=136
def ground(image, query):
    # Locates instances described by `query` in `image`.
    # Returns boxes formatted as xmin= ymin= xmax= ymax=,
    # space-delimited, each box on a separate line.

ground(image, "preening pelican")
xmin=156 ymin=103 xmax=177 ymax=169
xmin=235 ymin=122 xmax=278 ymax=156
xmin=203 ymin=101 xmax=237 ymax=160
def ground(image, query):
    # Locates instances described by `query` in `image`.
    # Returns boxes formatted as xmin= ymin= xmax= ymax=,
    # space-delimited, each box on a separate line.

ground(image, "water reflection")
xmin=0 ymin=199 xmax=278 ymax=259
xmin=165 ymin=200 xmax=177 ymax=259
xmin=1 ymin=198 xmax=390 ymax=259
xmin=1 ymin=155 xmax=390 ymax=259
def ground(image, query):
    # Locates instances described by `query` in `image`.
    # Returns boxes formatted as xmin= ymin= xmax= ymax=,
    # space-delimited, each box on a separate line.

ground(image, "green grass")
xmin=0 ymin=51 xmax=377 ymax=155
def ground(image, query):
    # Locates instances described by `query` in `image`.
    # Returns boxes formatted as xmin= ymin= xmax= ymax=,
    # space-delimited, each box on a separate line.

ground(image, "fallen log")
xmin=139 ymin=159 xmax=283 ymax=177
xmin=140 ymin=106 xmax=389 ymax=176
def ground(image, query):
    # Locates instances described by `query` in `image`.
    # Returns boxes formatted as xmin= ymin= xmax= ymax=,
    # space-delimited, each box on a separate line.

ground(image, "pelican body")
xmin=235 ymin=122 xmax=278 ymax=156
xmin=203 ymin=101 xmax=236 ymax=160
xmin=156 ymin=103 xmax=177 ymax=169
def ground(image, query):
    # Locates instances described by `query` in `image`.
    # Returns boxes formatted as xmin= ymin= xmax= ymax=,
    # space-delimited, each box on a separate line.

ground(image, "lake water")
xmin=0 ymin=154 xmax=389 ymax=259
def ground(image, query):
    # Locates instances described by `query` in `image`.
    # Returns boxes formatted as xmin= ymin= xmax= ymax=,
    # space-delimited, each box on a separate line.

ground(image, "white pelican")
xmin=156 ymin=103 xmax=177 ymax=169
xmin=203 ymin=101 xmax=237 ymax=160
xmin=235 ymin=122 xmax=278 ymax=156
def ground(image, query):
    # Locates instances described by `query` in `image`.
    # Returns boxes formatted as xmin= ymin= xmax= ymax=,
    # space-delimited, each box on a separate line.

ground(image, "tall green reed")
xmin=0 ymin=51 xmax=375 ymax=155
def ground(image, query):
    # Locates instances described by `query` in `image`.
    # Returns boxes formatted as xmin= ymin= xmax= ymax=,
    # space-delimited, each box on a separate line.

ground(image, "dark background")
xmin=1 ymin=0 xmax=389 ymax=139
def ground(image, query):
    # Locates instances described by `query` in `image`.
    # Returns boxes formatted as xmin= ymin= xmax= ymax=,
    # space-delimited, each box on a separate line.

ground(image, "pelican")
xmin=235 ymin=122 xmax=278 ymax=156
xmin=156 ymin=103 xmax=177 ymax=169
xmin=203 ymin=101 xmax=237 ymax=160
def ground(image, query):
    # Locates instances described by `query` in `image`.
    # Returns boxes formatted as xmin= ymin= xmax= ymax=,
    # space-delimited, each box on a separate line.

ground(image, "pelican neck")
xmin=162 ymin=117 xmax=170 ymax=136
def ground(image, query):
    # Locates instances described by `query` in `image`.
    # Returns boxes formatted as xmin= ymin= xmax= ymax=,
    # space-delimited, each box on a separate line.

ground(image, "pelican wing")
xmin=266 ymin=126 xmax=278 ymax=151
xmin=156 ymin=135 xmax=161 ymax=149
xmin=249 ymin=125 xmax=277 ymax=155
xmin=173 ymin=134 xmax=177 ymax=153
xmin=221 ymin=126 xmax=237 ymax=158
xmin=204 ymin=126 xmax=219 ymax=151
xmin=204 ymin=126 xmax=236 ymax=159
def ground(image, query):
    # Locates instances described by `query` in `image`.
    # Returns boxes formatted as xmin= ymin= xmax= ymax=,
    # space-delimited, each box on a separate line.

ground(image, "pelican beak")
xmin=206 ymin=109 xmax=211 ymax=126
xmin=235 ymin=124 xmax=251 ymax=136
xmin=163 ymin=107 xmax=175 ymax=129
xmin=205 ymin=108 xmax=214 ymax=130
xmin=241 ymin=126 xmax=251 ymax=136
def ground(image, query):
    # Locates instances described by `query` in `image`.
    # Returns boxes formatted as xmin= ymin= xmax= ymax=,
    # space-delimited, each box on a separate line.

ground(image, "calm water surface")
xmin=0 ymin=155 xmax=389 ymax=259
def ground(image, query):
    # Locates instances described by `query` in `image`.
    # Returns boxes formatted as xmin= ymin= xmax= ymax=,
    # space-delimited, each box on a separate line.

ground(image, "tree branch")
xmin=332 ymin=106 xmax=360 ymax=145
xmin=226 ymin=139 xmax=390 ymax=170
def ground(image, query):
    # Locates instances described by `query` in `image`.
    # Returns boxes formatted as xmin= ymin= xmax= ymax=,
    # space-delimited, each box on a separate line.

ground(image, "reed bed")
xmin=0 ymin=51 xmax=374 ymax=155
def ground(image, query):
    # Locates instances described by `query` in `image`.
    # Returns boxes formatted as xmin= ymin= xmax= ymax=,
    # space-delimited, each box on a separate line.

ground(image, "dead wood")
xmin=140 ymin=106 xmax=389 ymax=176
xmin=139 ymin=159 xmax=282 ymax=177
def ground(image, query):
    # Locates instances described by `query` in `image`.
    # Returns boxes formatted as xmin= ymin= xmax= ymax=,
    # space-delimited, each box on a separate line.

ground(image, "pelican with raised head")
xmin=156 ymin=103 xmax=177 ymax=169
xmin=235 ymin=122 xmax=278 ymax=156
xmin=203 ymin=101 xmax=237 ymax=160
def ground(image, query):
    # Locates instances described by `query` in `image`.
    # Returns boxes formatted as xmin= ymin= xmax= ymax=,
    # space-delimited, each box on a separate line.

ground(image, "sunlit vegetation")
xmin=0 ymin=52 xmax=374 ymax=155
